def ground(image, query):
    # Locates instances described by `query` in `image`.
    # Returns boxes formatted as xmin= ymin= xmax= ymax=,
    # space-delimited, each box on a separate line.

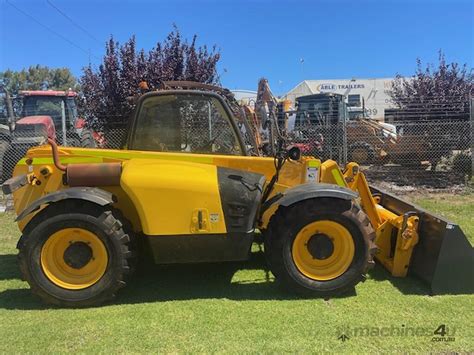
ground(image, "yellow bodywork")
xmin=12 ymin=145 xmax=316 ymax=234
xmin=11 ymin=144 xmax=419 ymax=278
xmin=120 ymin=159 xmax=227 ymax=235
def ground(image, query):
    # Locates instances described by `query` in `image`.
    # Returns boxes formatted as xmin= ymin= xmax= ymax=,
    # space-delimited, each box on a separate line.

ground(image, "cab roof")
xmin=19 ymin=90 xmax=77 ymax=97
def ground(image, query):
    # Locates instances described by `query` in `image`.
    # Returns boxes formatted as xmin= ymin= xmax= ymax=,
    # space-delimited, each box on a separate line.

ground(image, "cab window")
xmin=131 ymin=94 xmax=242 ymax=155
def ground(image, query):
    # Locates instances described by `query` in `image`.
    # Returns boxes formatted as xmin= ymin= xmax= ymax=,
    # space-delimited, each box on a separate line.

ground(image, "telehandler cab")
xmin=2 ymin=83 xmax=473 ymax=307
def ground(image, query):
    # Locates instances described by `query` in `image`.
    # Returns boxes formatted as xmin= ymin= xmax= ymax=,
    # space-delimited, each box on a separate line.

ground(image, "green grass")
xmin=0 ymin=194 xmax=473 ymax=353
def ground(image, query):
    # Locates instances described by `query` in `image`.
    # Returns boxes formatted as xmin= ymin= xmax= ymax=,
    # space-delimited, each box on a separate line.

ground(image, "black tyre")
xmin=429 ymin=158 xmax=440 ymax=171
xmin=0 ymin=140 xmax=9 ymax=183
xmin=0 ymin=140 xmax=8 ymax=155
xmin=2 ymin=143 xmax=29 ymax=183
xmin=264 ymin=198 xmax=376 ymax=297
xmin=348 ymin=142 xmax=375 ymax=165
xmin=18 ymin=201 xmax=135 ymax=307
xmin=66 ymin=136 xmax=81 ymax=147
xmin=452 ymin=153 xmax=472 ymax=178
xmin=80 ymin=129 xmax=97 ymax=148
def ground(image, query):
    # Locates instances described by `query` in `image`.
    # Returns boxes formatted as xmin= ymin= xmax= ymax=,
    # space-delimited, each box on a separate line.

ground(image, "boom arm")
xmin=318 ymin=160 xmax=420 ymax=277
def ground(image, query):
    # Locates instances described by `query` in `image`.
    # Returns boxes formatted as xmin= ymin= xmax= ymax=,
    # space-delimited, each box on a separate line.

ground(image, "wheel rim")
xmin=40 ymin=228 xmax=108 ymax=290
xmin=292 ymin=220 xmax=355 ymax=281
xmin=352 ymin=147 xmax=369 ymax=163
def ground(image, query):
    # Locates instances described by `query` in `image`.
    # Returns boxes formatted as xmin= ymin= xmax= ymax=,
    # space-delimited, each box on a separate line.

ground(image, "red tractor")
xmin=14 ymin=90 xmax=83 ymax=143
xmin=1 ymin=90 xmax=96 ymax=181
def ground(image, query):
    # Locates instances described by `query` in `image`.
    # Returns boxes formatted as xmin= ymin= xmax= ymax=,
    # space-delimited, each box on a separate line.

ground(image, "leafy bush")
xmin=80 ymin=26 xmax=221 ymax=129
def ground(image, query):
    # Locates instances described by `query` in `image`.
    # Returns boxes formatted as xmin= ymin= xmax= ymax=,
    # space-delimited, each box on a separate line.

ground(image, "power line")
xmin=5 ymin=0 xmax=98 ymax=59
xmin=46 ymin=0 xmax=101 ymax=44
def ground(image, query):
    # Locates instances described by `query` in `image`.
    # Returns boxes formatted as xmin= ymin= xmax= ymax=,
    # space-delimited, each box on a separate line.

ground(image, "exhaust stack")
xmin=48 ymin=138 xmax=121 ymax=187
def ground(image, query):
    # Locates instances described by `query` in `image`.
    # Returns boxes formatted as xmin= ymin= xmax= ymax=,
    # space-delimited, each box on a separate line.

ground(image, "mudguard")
xmin=278 ymin=182 xmax=358 ymax=207
xmin=260 ymin=183 xmax=358 ymax=227
xmin=15 ymin=187 xmax=115 ymax=222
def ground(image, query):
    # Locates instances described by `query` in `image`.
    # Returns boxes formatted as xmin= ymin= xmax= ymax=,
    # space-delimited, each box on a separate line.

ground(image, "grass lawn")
xmin=0 ymin=193 xmax=472 ymax=352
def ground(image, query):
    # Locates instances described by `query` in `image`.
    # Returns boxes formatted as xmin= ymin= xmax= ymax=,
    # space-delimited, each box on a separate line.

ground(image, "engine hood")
xmin=15 ymin=115 xmax=56 ymax=140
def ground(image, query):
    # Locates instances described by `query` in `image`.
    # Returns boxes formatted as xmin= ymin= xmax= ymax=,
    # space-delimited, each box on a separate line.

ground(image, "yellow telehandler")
xmin=2 ymin=82 xmax=473 ymax=307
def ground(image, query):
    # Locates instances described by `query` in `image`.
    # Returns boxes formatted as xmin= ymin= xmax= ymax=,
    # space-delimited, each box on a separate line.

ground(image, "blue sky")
xmin=1 ymin=0 xmax=473 ymax=94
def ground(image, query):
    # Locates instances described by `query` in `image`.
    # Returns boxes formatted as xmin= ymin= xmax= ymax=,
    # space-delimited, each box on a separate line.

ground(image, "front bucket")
xmin=371 ymin=186 xmax=474 ymax=295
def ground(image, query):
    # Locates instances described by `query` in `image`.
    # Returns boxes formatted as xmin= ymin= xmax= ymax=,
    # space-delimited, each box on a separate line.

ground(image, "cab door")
xmin=122 ymin=91 xmax=263 ymax=263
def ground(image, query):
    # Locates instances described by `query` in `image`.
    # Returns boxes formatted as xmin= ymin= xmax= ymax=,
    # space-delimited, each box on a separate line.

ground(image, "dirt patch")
xmin=368 ymin=180 xmax=472 ymax=199
xmin=363 ymin=165 xmax=470 ymax=189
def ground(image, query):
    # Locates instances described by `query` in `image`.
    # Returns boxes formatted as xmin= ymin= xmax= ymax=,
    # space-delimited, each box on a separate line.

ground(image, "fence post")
xmin=342 ymin=101 xmax=348 ymax=166
xmin=470 ymin=94 xmax=474 ymax=178
xmin=61 ymin=100 xmax=67 ymax=146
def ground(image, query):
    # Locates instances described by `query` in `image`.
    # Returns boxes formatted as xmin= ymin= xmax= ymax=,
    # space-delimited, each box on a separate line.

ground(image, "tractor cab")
xmin=14 ymin=90 xmax=80 ymax=145
xmin=1 ymin=90 xmax=83 ymax=182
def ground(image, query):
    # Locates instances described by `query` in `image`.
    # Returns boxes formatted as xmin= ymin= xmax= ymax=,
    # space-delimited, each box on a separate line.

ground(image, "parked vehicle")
xmin=1 ymin=90 xmax=95 ymax=181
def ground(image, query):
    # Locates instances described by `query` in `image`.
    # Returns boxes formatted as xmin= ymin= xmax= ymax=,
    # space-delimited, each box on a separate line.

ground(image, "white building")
xmin=285 ymin=78 xmax=395 ymax=120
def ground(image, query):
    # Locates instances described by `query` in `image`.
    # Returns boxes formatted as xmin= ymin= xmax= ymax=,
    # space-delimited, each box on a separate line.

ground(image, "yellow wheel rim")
xmin=40 ymin=228 xmax=108 ymax=290
xmin=292 ymin=220 xmax=355 ymax=281
xmin=352 ymin=148 xmax=369 ymax=163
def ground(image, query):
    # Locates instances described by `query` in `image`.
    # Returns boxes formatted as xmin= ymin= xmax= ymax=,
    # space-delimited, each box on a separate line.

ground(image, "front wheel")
xmin=264 ymin=198 xmax=376 ymax=297
xmin=18 ymin=202 xmax=135 ymax=307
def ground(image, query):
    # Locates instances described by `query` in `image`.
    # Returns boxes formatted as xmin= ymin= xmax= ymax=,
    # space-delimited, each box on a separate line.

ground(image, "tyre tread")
xmin=17 ymin=200 xmax=136 ymax=307
xmin=265 ymin=198 xmax=376 ymax=297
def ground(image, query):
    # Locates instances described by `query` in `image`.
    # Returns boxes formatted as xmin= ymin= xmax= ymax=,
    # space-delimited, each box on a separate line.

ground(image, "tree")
xmin=0 ymin=65 xmax=78 ymax=95
xmin=80 ymin=26 xmax=221 ymax=129
xmin=389 ymin=51 xmax=473 ymax=121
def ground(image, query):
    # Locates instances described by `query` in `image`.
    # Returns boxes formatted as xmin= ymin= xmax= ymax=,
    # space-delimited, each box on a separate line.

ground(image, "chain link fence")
xmin=1 ymin=99 xmax=472 ymax=189
xmin=280 ymin=94 xmax=473 ymax=187
xmin=293 ymin=119 xmax=471 ymax=188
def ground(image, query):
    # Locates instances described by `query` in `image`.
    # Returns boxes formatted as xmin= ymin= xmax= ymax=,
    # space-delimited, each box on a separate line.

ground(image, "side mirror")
xmin=287 ymin=146 xmax=301 ymax=161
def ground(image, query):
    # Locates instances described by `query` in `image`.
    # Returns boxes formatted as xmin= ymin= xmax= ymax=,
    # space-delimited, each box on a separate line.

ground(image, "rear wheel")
xmin=80 ymin=129 xmax=97 ymax=148
xmin=264 ymin=198 xmax=376 ymax=297
xmin=18 ymin=201 xmax=135 ymax=307
xmin=2 ymin=143 xmax=29 ymax=182
xmin=0 ymin=140 xmax=9 ymax=183
xmin=452 ymin=153 xmax=472 ymax=178
xmin=348 ymin=142 xmax=375 ymax=165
